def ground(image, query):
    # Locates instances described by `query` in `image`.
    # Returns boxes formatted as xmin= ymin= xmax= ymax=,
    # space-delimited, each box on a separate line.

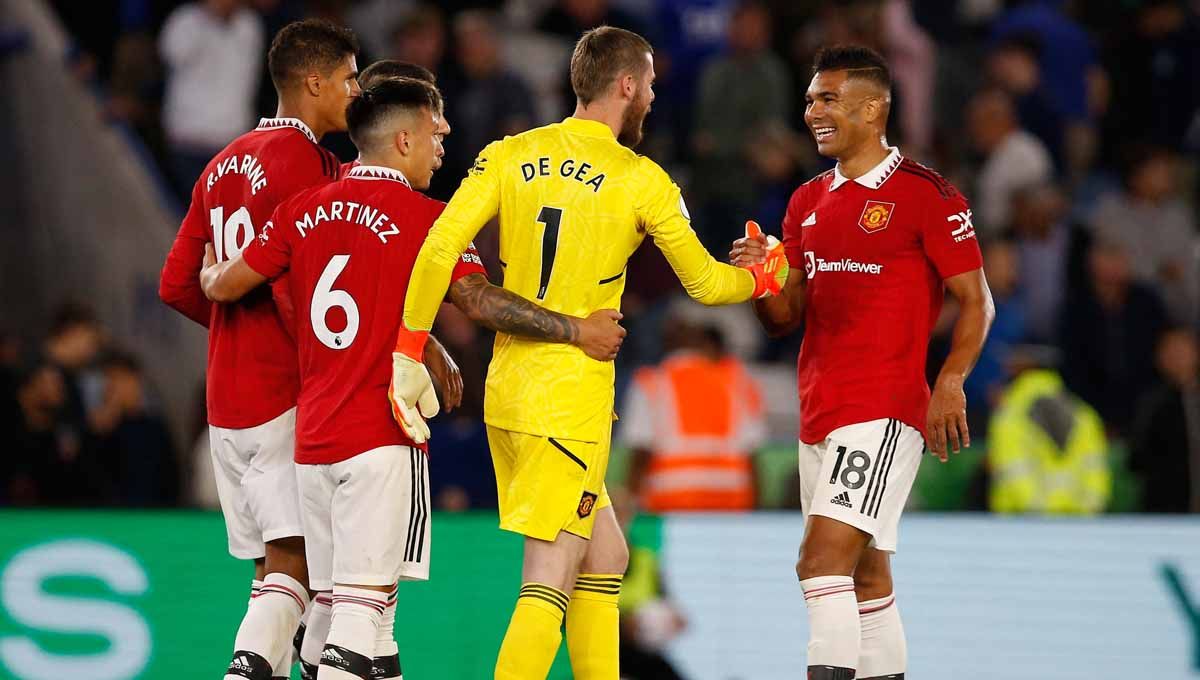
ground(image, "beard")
xmin=618 ymin=92 xmax=650 ymax=148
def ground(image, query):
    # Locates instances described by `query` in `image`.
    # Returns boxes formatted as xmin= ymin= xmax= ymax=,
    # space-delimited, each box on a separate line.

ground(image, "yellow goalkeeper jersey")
xmin=404 ymin=116 xmax=755 ymax=442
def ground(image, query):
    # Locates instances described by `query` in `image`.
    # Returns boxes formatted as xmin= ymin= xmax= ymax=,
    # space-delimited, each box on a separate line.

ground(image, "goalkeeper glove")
xmin=389 ymin=327 xmax=439 ymax=444
xmin=743 ymin=220 xmax=789 ymax=298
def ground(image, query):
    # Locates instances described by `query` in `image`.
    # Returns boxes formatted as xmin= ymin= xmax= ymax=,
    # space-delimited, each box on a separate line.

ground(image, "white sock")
xmin=226 ymin=573 xmax=310 ymax=680
xmin=373 ymin=584 xmax=402 ymax=678
xmin=801 ymin=575 xmax=859 ymax=678
xmin=301 ymin=592 xmax=332 ymax=679
xmin=318 ymin=586 xmax=387 ymax=679
xmin=858 ymin=593 xmax=906 ymax=679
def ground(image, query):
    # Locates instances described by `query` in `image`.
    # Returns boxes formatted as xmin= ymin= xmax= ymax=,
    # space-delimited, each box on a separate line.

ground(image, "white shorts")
xmin=209 ymin=407 xmax=304 ymax=560
xmin=798 ymin=418 xmax=924 ymax=553
xmin=298 ymin=445 xmax=431 ymax=592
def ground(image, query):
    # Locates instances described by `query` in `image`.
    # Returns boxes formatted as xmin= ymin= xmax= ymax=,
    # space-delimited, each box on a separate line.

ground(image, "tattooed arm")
xmin=447 ymin=273 xmax=626 ymax=361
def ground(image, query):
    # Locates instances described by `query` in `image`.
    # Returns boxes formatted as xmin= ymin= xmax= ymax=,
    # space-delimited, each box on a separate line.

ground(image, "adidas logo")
xmin=230 ymin=655 xmax=252 ymax=671
xmin=831 ymin=491 xmax=853 ymax=508
xmin=802 ymin=212 xmax=817 ymax=227
xmin=323 ymin=648 xmax=346 ymax=663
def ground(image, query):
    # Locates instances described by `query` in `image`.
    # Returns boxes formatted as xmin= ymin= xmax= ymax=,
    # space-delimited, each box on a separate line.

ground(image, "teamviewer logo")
xmin=804 ymin=251 xmax=816 ymax=279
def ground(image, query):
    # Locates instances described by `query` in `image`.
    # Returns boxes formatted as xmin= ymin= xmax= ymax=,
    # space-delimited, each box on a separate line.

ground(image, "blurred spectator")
xmin=691 ymin=0 xmax=791 ymax=249
xmin=966 ymin=88 xmax=1053 ymax=234
xmin=433 ymin=10 xmax=536 ymax=201
xmin=880 ymin=0 xmax=936 ymax=158
xmin=42 ymin=303 xmax=104 ymax=440
xmin=613 ymin=489 xmax=688 ymax=680
xmin=985 ymin=36 xmax=1065 ymax=165
xmin=347 ymin=0 xmax=416 ymax=60
xmin=1130 ymin=328 xmax=1200 ymax=513
xmin=964 ymin=239 xmax=1026 ymax=431
xmin=1008 ymin=184 xmax=1080 ymax=343
xmin=159 ymin=0 xmax=264 ymax=198
xmin=620 ymin=321 xmax=766 ymax=511
xmin=987 ymin=367 xmax=1110 ymax=514
xmin=389 ymin=5 xmax=447 ymax=74
xmin=1103 ymin=1 xmax=1200 ymax=152
xmin=89 ymin=353 xmax=179 ymax=506
xmin=1089 ymin=145 xmax=1200 ymax=327
xmin=536 ymin=0 xmax=650 ymax=41
xmin=1060 ymin=241 xmax=1167 ymax=434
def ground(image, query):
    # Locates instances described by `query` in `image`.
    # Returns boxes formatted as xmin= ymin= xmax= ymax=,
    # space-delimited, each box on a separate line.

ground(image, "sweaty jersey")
xmin=160 ymin=118 xmax=340 ymax=429
xmin=403 ymin=117 xmax=756 ymax=443
xmin=242 ymin=165 xmax=486 ymax=464
xmin=782 ymin=148 xmax=983 ymax=444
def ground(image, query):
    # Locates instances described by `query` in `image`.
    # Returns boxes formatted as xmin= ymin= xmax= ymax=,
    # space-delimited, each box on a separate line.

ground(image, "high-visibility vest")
xmin=988 ymin=370 xmax=1111 ymax=514
xmin=634 ymin=353 xmax=764 ymax=511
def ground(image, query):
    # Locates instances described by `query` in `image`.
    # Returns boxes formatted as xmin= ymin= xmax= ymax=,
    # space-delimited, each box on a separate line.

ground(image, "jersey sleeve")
xmin=403 ymin=140 xmax=503 ymax=332
xmin=920 ymin=188 xmax=983 ymax=280
xmin=241 ymin=204 xmax=293 ymax=280
xmin=781 ymin=185 xmax=808 ymax=269
xmin=635 ymin=158 xmax=755 ymax=305
xmin=159 ymin=178 xmax=213 ymax=327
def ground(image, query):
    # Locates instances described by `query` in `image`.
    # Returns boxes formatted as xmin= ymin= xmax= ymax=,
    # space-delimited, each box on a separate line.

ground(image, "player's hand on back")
xmin=389 ymin=349 xmax=440 ymax=444
xmin=926 ymin=375 xmax=969 ymax=462
xmin=575 ymin=309 xmax=626 ymax=361
xmin=423 ymin=336 xmax=463 ymax=413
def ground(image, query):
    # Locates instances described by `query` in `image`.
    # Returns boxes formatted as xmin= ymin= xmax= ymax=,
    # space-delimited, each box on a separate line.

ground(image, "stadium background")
xmin=0 ymin=0 xmax=1198 ymax=678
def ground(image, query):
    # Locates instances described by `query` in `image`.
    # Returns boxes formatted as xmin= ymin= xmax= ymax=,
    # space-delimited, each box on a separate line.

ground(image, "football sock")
xmin=300 ymin=592 xmax=332 ymax=680
xmin=801 ymin=575 xmax=859 ymax=679
xmin=566 ymin=574 xmax=622 ymax=680
xmin=372 ymin=584 xmax=402 ymax=679
xmin=226 ymin=573 xmax=309 ymax=680
xmin=495 ymin=583 xmax=569 ymax=680
xmin=858 ymin=593 xmax=906 ymax=679
xmin=318 ymin=586 xmax=387 ymax=680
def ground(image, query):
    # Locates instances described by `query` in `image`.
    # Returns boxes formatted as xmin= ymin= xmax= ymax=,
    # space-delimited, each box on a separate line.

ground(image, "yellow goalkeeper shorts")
xmin=486 ymin=425 xmax=612 ymax=541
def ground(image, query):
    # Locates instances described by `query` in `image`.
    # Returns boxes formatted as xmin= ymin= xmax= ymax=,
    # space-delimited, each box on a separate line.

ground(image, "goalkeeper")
xmin=390 ymin=26 xmax=786 ymax=680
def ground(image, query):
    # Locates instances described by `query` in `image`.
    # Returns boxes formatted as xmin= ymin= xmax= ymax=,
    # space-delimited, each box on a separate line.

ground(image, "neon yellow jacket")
xmin=988 ymin=370 xmax=1111 ymax=514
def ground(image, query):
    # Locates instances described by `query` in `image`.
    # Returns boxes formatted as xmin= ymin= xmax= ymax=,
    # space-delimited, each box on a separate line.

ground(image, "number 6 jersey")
xmin=242 ymin=165 xmax=486 ymax=464
xmin=160 ymin=118 xmax=340 ymax=429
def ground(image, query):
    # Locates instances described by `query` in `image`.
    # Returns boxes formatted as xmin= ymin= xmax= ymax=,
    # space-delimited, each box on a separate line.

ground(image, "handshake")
xmin=733 ymin=220 xmax=789 ymax=299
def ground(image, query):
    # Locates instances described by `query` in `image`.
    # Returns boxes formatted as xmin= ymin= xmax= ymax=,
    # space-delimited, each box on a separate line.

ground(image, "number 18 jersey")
xmin=242 ymin=165 xmax=486 ymax=464
xmin=161 ymin=118 xmax=340 ymax=429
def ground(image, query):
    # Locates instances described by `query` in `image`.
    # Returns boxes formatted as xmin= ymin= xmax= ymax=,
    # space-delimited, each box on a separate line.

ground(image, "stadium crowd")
xmin=3 ymin=0 xmax=1198 ymax=515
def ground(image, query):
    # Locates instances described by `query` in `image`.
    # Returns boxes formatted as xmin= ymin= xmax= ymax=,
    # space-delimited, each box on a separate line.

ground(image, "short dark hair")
xmin=268 ymin=19 xmax=359 ymax=92
xmin=570 ymin=26 xmax=653 ymax=106
xmin=346 ymin=78 xmax=442 ymax=150
xmin=48 ymin=302 xmax=97 ymax=339
xmin=358 ymin=60 xmax=436 ymax=90
xmin=813 ymin=45 xmax=891 ymax=90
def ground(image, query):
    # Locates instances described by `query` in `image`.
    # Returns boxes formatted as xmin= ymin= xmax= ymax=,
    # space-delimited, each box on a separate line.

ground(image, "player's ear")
xmin=618 ymin=73 xmax=636 ymax=101
xmin=304 ymin=72 xmax=322 ymax=98
xmin=394 ymin=129 xmax=410 ymax=156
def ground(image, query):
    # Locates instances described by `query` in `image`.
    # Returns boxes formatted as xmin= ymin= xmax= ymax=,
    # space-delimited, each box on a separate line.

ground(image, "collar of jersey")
xmin=347 ymin=164 xmax=411 ymax=187
xmin=255 ymin=117 xmax=318 ymax=144
xmin=561 ymin=117 xmax=616 ymax=139
xmin=830 ymin=146 xmax=902 ymax=191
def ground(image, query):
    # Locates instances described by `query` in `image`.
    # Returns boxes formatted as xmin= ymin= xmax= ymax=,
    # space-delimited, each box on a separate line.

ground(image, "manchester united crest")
xmin=577 ymin=491 xmax=598 ymax=519
xmin=858 ymin=200 xmax=895 ymax=233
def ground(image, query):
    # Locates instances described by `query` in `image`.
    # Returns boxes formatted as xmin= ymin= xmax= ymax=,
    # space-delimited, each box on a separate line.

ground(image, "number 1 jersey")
xmin=160 ymin=118 xmax=341 ymax=429
xmin=242 ymin=165 xmax=486 ymax=464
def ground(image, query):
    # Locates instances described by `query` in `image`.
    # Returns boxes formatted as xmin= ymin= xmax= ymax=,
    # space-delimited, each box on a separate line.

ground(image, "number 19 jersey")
xmin=403 ymin=117 xmax=756 ymax=444
xmin=242 ymin=165 xmax=486 ymax=464
xmin=161 ymin=118 xmax=340 ymax=429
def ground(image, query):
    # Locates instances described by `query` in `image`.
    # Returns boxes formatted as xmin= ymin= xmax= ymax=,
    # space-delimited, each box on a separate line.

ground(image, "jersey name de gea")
xmin=519 ymin=155 xmax=606 ymax=193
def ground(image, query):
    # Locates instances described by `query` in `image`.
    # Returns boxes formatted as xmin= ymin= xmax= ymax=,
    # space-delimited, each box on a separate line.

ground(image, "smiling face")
xmin=804 ymin=69 xmax=887 ymax=160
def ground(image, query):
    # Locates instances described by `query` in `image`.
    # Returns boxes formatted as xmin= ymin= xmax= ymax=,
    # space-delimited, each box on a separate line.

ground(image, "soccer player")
xmin=731 ymin=46 xmax=995 ymax=679
xmin=389 ymin=26 xmax=785 ymax=680
xmin=198 ymin=78 xmax=627 ymax=680
xmin=158 ymin=19 xmax=360 ymax=680
xmin=338 ymin=60 xmax=447 ymax=178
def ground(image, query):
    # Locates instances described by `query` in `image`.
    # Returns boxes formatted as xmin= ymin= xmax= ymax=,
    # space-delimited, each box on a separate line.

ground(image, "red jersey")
xmin=782 ymin=149 xmax=983 ymax=444
xmin=242 ymin=165 xmax=487 ymax=464
xmin=339 ymin=159 xmax=360 ymax=177
xmin=160 ymin=118 xmax=341 ymax=429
